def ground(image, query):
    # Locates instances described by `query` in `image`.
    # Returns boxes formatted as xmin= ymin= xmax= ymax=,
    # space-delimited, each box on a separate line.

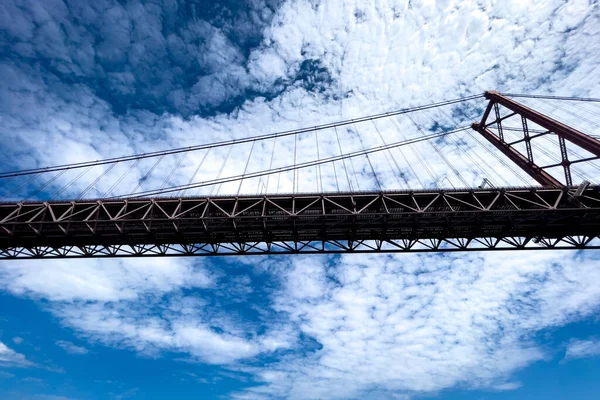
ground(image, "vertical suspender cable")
xmin=372 ymin=119 xmax=410 ymax=187
xmin=332 ymin=157 xmax=340 ymax=191
xmin=130 ymin=155 xmax=165 ymax=195
xmin=467 ymin=131 xmax=531 ymax=185
xmin=408 ymin=112 xmax=469 ymax=187
xmin=182 ymin=147 xmax=210 ymax=197
xmin=334 ymin=126 xmax=352 ymax=190
xmin=159 ymin=153 xmax=187 ymax=191
xmin=354 ymin=123 xmax=382 ymax=190
xmin=24 ymin=170 xmax=68 ymax=201
xmin=536 ymin=98 xmax=598 ymax=130
xmin=387 ymin=117 xmax=424 ymax=188
xmin=3 ymin=172 xmax=41 ymax=199
xmin=344 ymin=128 xmax=362 ymax=191
xmin=211 ymin=145 xmax=234 ymax=196
xmin=293 ymin=134 xmax=298 ymax=193
xmin=53 ymin=166 xmax=93 ymax=198
xmin=237 ymin=140 xmax=256 ymax=195
xmin=78 ymin=163 xmax=117 ymax=199
xmin=103 ymin=159 xmax=142 ymax=197
xmin=315 ymin=128 xmax=323 ymax=192
xmin=265 ymin=137 xmax=277 ymax=193
xmin=392 ymin=116 xmax=437 ymax=187
xmin=435 ymin=107 xmax=502 ymax=187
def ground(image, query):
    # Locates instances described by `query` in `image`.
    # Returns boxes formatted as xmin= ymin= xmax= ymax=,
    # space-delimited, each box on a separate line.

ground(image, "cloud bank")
xmin=1 ymin=0 xmax=600 ymax=399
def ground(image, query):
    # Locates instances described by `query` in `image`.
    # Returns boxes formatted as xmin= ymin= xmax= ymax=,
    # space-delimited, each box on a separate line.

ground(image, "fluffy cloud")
xmin=0 ymin=257 xmax=294 ymax=365
xmin=564 ymin=338 xmax=600 ymax=360
xmin=1 ymin=0 xmax=600 ymax=399
xmin=0 ymin=0 xmax=283 ymax=117
xmin=0 ymin=258 xmax=212 ymax=302
xmin=249 ymin=49 xmax=289 ymax=88
xmin=236 ymin=250 xmax=600 ymax=399
xmin=2 ymin=250 xmax=600 ymax=398
xmin=2 ymin=0 xmax=599 ymax=199
xmin=55 ymin=341 xmax=89 ymax=355
xmin=48 ymin=297 xmax=295 ymax=365
xmin=0 ymin=341 xmax=32 ymax=368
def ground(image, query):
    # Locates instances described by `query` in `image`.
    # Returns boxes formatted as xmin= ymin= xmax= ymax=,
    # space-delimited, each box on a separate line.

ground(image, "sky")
xmin=1 ymin=0 xmax=600 ymax=399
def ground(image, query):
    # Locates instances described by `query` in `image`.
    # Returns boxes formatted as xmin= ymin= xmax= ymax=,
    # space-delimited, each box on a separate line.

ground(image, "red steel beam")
xmin=484 ymin=90 xmax=600 ymax=156
xmin=471 ymin=124 xmax=562 ymax=187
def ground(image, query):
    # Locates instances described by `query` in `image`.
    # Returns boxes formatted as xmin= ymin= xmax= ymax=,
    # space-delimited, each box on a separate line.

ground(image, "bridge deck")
xmin=1 ymin=187 xmax=600 ymax=258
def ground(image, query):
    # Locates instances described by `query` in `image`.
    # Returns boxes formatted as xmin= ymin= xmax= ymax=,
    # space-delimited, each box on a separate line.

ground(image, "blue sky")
xmin=2 ymin=0 xmax=600 ymax=399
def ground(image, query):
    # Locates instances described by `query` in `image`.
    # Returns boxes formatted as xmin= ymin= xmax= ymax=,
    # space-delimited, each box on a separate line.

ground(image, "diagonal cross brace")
xmin=486 ymin=91 xmax=600 ymax=157
xmin=471 ymin=123 xmax=562 ymax=187
xmin=472 ymin=90 xmax=600 ymax=187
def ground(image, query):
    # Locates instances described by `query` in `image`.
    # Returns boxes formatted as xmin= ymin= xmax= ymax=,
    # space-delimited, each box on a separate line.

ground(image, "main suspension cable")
xmin=111 ymin=126 xmax=471 ymax=199
xmin=0 ymin=95 xmax=484 ymax=179
xmin=503 ymin=93 xmax=600 ymax=102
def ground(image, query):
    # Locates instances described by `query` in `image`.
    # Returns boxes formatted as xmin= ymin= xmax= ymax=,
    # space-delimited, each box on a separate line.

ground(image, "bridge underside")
xmin=1 ymin=187 xmax=600 ymax=258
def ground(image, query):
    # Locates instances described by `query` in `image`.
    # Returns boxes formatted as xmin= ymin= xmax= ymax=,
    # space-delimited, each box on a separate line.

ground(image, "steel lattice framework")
xmin=1 ymin=92 xmax=600 ymax=259
xmin=473 ymin=91 xmax=600 ymax=187
xmin=1 ymin=187 xmax=600 ymax=258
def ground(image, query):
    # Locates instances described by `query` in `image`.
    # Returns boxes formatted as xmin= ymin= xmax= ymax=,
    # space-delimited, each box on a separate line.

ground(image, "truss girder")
xmin=473 ymin=91 xmax=600 ymax=187
xmin=1 ymin=187 xmax=600 ymax=259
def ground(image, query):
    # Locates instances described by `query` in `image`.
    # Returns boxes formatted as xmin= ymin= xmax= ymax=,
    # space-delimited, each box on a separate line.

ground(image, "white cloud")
xmin=12 ymin=337 xmax=23 ymax=344
xmin=564 ymin=338 xmax=600 ymax=360
xmin=1 ymin=0 xmax=600 ymax=399
xmin=0 ymin=258 xmax=212 ymax=302
xmin=492 ymin=381 xmax=523 ymax=391
xmin=235 ymin=250 xmax=600 ymax=399
xmin=0 ymin=341 xmax=31 ymax=367
xmin=0 ymin=258 xmax=294 ymax=366
xmin=249 ymin=49 xmax=288 ymax=87
xmin=55 ymin=340 xmax=88 ymax=355
xmin=1 ymin=0 xmax=599 ymax=199
xmin=47 ymin=298 xmax=295 ymax=365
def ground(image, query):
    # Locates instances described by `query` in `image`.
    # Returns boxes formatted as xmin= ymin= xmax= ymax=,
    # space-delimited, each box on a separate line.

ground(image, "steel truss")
xmin=472 ymin=91 xmax=600 ymax=187
xmin=1 ymin=187 xmax=600 ymax=259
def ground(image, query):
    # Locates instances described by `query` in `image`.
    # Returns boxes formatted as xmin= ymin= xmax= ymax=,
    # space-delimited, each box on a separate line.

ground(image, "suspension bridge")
xmin=1 ymin=91 xmax=599 ymax=258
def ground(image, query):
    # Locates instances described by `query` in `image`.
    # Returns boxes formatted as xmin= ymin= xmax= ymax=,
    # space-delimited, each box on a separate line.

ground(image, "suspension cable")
xmin=237 ymin=141 xmax=256 ymax=195
xmin=24 ymin=170 xmax=68 ymax=201
xmin=372 ymin=119 xmax=409 ymax=188
xmin=435 ymin=108 xmax=501 ymax=187
xmin=130 ymin=155 xmax=164 ymax=195
xmin=265 ymin=137 xmax=277 ymax=193
xmin=0 ymin=95 xmax=484 ymax=179
xmin=210 ymin=145 xmax=234 ymax=196
xmin=386 ymin=117 xmax=424 ymax=187
xmin=111 ymin=126 xmax=471 ymax=199
xmin=77 ymin=163 xmax=117 ymax=199
xmin=417 ymin=109 xmax=470 ymax=187
xmin=293 ymin=133 xmax=298 ymax=193
xmin=334 ymin=126 xmax=352 ymax=190
xmin=182 ymin=147 xmax=210 ymax=197
xmin=534 ymin=98 xmax=599 ymax=131
xmin=315 ymin=128 xmax=323 ymax=192
xmin=53 ymin=166 xmax=93 ymax=198
xmin=353 ymin=123 xmax=382 ymax=190
xmin=466 ymin=131 xmax=531 ymax=185
xmin=103 ymin=159 xmax=142 ymax=198
xmin=398 ymin=116 xmax=439 ymax=187
xmin=502 ymin=93 xmax=600 ymax=102
xmin=159 ymin=153 xmax=187 ymax=191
